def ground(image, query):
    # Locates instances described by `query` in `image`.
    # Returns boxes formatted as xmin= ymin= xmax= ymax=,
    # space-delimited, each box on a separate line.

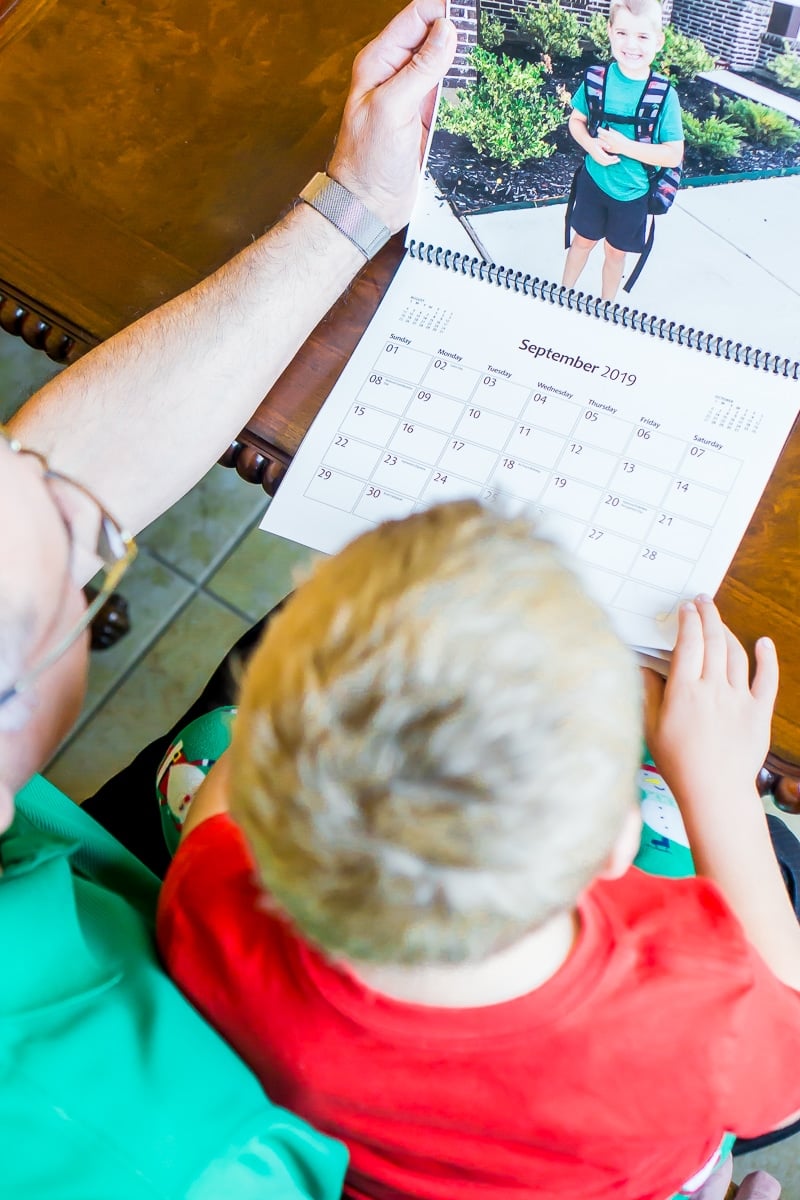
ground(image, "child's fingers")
xmin=642 ymin=669 xmax=666 ymax=741
xmin=667 ymin=600 xmax=704 ymax=686
xmin=751 ymin=635 xmax=779 ymax=710
xmin=695 ymin=594 xmax=728 ymax=680
xmin=723 ymin=625 xmax=750 ymax=691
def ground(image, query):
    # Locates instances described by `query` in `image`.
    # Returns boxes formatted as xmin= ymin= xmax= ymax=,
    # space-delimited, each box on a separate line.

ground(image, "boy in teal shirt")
xmin=562 ymin=0 xmax=684 ymax=300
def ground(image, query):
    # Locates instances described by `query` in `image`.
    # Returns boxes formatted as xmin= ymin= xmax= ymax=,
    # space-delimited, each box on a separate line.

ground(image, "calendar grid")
xmin=304 ymin=341 xmax=745 ymax=624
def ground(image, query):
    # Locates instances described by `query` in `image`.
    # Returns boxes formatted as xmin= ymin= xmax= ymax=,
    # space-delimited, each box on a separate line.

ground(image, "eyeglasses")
xmin=0 ymin=426 xmax=137 ymax=709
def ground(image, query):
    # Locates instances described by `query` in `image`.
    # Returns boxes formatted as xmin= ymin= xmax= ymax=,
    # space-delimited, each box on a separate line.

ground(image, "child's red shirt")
xmin=157 ymin=814 xmax=800 ymax=1200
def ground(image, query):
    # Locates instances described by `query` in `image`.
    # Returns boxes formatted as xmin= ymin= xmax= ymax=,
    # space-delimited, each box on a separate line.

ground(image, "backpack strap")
xmin=635 ymin=71 xmax=670 ymax=143
xmin=564 ymin=164 xmax=583 ymax=249
xmin=623 ymin=215 xmax=655 ymax=293
xmin=583 ymin=64 xmax=608 ymax=137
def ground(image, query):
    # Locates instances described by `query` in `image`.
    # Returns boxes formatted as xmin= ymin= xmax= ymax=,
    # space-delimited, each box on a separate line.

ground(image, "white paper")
xmin=262 ymin=254 xmax=799 ymax=653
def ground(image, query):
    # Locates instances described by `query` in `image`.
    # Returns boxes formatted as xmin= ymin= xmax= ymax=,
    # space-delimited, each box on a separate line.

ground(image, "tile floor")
xmin=2 ymin=329 xmax=800 ymax=1193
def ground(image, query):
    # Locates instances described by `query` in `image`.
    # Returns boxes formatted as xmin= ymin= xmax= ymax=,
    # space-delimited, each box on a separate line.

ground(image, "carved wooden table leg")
xmin=0 ymin=293 xmax=87 ymax=363
xmin=83 ymin=435 xmax=288 ymax=653
xmin=84 ymin=587 xmax=131 ymax=650
xmin=758 ymin=753 xmax=800 ymax=814
xmin=218 ymin=438 xmax=289 ymax=496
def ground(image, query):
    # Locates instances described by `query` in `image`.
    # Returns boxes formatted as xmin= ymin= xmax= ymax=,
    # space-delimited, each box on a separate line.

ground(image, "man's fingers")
xmin=375 ymin=17 xmax=457 ymax=117
xmin=668 ymin=601 xmax=704 ymax=686
xmin=353 ymin=3 xmax=453 ymax=92
xmin=752 ymin=635 xmax=779 ymax=709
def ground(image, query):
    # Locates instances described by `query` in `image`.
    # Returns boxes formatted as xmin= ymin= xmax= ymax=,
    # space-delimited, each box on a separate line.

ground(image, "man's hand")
xmin=643 ymin=595 xmax=778 ymax=807
xmin=329 ymin=0 xmax=457 ymax=232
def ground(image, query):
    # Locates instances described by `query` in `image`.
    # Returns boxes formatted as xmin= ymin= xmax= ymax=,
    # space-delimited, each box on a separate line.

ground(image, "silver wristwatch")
xmin=299 ymin=172 xmax=391 ymax=260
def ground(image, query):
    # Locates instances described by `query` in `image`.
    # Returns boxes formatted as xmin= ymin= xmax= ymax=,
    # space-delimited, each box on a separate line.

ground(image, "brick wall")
xmin=445 ymin=2 xmax=478 ymax=87
xmin=670 ymin=0 xmax=772 ymax=68
xmin=756 ymin=26 xmax=800 ymax=68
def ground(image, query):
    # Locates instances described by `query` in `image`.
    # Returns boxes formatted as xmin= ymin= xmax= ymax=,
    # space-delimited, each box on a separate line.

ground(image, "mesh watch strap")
xmin=299 ymin=172 xmax=390 ymax=260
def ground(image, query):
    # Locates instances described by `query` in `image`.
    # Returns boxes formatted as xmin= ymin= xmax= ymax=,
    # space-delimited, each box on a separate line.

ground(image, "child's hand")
xmin=643 ymin=595 xmax=778 ymax=807
xmin=588 ymin=137 xmax=621 ymax=166
xmin=595 ymin=127 xmax=630 ymax=159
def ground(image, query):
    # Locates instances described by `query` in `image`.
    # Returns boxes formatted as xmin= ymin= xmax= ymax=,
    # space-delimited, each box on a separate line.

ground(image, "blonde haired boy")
xmin=562 ymin=0 xmax=684 ymax=300
xmin=159 ymin=500 xmax=800 ymax=1200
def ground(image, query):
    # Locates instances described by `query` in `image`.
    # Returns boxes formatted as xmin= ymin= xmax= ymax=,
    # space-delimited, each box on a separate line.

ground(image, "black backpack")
xmin=564 ymin=64 xmax=682 ymax=293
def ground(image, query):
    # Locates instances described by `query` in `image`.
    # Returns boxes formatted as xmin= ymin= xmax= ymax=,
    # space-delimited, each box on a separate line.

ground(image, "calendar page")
xmin=262 ymin=254 xmax=799 ymax=653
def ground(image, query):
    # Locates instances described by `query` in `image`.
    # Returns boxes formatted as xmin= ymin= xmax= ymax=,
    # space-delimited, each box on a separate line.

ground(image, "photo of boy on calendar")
xmin=418 ymin=0 xmax=800 ymax=359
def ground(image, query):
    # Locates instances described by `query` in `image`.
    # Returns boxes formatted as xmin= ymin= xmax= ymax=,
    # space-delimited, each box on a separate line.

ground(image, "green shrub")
xmin=586 ymin=11 xmax=610 ymax=59
xmin=653 ymin=25 xmax=715 ymax=79
xmin=516 ymin=0 xmax=582 ymax=60
xmin=479 ymin=11 xmax=505 ymax=50
xmin=768 ymin=48 xmax=800 ymax=91
xmin=722 ymin=97 xmax=800 ymax=147
xmin=438 ymin=46 xmax=567 ymax=167
xmin=682 ymin=112 xmax=745 ymax=160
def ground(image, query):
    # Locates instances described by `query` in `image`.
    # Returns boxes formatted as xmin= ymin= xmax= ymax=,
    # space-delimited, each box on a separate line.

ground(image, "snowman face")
xmin=640 ymin=768 xmax=690 ymax=848
xmin=165 ymin=762 xmax=209 ymax=816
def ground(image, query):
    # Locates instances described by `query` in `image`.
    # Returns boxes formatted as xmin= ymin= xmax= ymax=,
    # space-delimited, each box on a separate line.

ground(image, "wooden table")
xmin=0 ymin=0 xmax=398 ymax=359
xmin=234 ymin=234 xmax=800 ymax=798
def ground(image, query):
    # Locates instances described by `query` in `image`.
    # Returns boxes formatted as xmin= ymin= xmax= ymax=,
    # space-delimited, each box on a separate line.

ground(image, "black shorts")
xmin=570 ymin=166 xmax=648 ymax=253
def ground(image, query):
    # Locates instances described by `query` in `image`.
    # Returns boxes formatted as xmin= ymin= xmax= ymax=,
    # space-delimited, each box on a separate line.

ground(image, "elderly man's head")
xmin=0 ymin=429 xmax=134 ymax=829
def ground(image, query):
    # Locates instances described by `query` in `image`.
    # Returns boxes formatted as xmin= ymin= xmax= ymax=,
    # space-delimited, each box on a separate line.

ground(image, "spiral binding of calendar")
xmin=408 ymin=240 xmax=800 ymax=381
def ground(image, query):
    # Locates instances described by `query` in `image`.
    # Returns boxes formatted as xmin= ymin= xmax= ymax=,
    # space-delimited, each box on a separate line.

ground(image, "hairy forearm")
xmin=680 ymin=786 xmax=800 ymax=991
xmin=11 ymin=202 xmax=364 ymax=533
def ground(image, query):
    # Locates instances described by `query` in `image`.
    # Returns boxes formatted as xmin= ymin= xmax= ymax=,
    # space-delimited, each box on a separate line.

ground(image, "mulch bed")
xmin=428 ymin=54 xmax=800 ymax=216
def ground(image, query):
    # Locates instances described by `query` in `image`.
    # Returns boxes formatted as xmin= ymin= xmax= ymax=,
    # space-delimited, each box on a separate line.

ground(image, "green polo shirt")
xmin=0 ymin=774 xmax=347 ymax=1199
xmin=572 ymin=62 xmax=684 ymax=201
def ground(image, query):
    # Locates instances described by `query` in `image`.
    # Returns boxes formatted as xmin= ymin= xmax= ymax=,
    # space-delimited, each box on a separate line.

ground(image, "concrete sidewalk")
xmin=700 ymin=68 xmax=800 ymax=121
xmin=414 ymin=171 xmax=800 ymax=367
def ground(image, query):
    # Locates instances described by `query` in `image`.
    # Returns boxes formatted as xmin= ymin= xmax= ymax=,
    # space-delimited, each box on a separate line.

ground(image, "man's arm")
xmin=10 ymin=1 xmax=456 ymax=535
xmin=644 ymin=595 xmax=800 ymax=992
